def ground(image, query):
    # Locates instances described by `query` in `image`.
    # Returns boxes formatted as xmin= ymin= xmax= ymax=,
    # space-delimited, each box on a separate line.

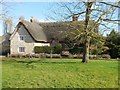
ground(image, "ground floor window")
xmin=19 ymin=47 xmax=25 ymax=52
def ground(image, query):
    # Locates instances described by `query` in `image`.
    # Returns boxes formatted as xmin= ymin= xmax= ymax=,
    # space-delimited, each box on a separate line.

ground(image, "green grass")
xmin=1 ymin=58 xmax=118 ymax=88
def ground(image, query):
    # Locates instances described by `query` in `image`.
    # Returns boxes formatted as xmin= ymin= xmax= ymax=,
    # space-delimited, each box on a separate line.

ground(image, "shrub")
xmin=109 ymin=45 xmax=120 ymax=59
xmin=69 ymin=47 xmax=83 ymax=54
xmin=53 ymin=44 xmax=62 ymax=54
xmin=34 ymin=44 xmax=62 ymax=54
xmin=34 ymin=46 xmax=51 ymax=54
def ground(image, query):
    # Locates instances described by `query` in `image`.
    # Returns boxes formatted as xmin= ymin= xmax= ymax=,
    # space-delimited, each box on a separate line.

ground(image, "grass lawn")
xmin=1 ymin=58 xmax=118 ymax=88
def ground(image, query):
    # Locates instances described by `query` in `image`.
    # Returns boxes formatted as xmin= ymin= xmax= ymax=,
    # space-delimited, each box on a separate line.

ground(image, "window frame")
xmin=18 ymin=47 xmax=25 ymax=52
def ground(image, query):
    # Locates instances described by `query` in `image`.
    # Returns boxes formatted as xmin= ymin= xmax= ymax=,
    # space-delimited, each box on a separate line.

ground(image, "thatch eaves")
xmin=11 ymin=20 xmax=98 ymax=43
xmin=10 ymin=20 xmax=48 ymax=42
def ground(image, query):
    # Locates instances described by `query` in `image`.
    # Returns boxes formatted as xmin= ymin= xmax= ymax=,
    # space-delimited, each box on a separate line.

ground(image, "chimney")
xmin=30 ymin=16 xmax=39 ymax=23
xmin=19 ymin=16 xmax=25 ymax=22
xmin=72 ymin=15 xmax=78 ymax=21
xmin=30 ymin=16 xmax=34 ymax=22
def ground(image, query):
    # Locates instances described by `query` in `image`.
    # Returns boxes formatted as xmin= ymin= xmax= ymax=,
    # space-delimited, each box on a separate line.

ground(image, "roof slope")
xmin=19 ymin=20 xmax=48 ymax=42
xmin=11 ymin=20 xmax=97 ymax=43
xmin=39 ymin=21 xmax=85 ymax=42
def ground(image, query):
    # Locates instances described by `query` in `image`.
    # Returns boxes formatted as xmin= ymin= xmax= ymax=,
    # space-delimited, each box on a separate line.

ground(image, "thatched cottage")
xmin=9 ymin=16 xmax=97 ymax=55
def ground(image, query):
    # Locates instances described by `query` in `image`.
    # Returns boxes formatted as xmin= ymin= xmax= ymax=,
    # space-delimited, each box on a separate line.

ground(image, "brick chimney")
xmin=72 ymin=15 xmax=78 ymax=21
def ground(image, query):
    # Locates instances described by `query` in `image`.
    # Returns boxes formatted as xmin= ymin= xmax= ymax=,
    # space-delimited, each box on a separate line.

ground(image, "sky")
xmin=0 ymin=1 xmax=119 ymax=36
xmin=0 ymin=2 xmax=57 ymax=35
xmin=6 ymin=2 xmax=55 ymax=22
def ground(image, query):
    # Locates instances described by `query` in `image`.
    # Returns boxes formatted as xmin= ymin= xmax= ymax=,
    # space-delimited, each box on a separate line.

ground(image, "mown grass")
xmin=1 ymin=58 xmax=118 ymax=88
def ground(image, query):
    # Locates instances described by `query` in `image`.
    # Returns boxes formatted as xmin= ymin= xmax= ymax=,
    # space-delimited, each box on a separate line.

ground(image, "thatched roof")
xmin=39 ymin=21 xmax=85 ymax=42
xmin=11 ymin=20 xmax=97 ymax=43
xmin=19 ymin=20 xmax=48 ymax=42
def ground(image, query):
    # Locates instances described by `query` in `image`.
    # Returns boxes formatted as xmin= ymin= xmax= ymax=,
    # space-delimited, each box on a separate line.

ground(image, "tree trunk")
xmin=82 ymin=37 xmax=90 ymax=63
xmin=50 ymin=47 xmax=53 ymax=58
xmin=82 ymin=2 xmax=93 ymax=63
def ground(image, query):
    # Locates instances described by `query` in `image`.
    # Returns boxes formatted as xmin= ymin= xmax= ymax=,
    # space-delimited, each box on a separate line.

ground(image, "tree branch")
xmin=100 ymin=2 xmax=120 ymax=8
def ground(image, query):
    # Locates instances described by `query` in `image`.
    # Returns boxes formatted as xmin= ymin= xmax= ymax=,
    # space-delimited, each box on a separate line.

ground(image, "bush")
xmin=34 ymin=44 xmax=62 ymax=54
xmin=34 ymin=46 xmax=51 ymax=54
xmin=109 ymin=45 xmax=120 ymax=59
xmin=53 ymin=44 xmax=62 ymax=54
xmin=69 ymin=46 xmax=83 ymax=54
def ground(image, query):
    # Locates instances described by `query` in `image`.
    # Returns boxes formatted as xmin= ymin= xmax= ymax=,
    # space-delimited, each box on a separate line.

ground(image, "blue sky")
xmin=0 ymin=2 xmax=119 ymax=35
xmin=7 ymin=2 xmax=55 ymax=21
xmin=0 ymin=2 xmax=56 ymax=35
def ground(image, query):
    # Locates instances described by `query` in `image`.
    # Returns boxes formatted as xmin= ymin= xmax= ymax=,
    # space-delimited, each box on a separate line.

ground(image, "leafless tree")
xmin=3 ymin=16 xmax=13 ymax=34
xmin=0 ymin=0 xmax=14 ymax=34
xmin=51 ymin=1 xmax=120 ymax=63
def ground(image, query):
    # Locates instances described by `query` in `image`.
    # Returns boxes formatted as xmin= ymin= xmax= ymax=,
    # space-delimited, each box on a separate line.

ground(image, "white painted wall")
xmin=33 ymin=43 xmax=50 ymax=46
xmin=10 ymin=25 xmax=35 ymax=54
xmin=10 ymin=25 xmax=50 ymax=54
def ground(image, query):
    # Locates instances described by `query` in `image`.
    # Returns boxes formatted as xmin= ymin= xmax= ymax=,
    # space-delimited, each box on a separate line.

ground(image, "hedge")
xmin=34 ymin=44 xmax=62 ymax=54
xmin=34 ymin=46 xmax=51 ymax=54
xmin=53 ymin=44 xmax=62 ymax=54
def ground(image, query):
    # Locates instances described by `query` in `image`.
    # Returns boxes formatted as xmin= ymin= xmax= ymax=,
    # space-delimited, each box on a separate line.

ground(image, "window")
xmin=19 ymin=47 xmax=25 ymax=52
xmin=20 ymin=35 xmax=25 ymax=41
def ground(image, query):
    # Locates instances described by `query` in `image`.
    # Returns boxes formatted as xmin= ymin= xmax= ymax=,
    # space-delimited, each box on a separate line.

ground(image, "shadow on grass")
xmin=2 ymin=58 xmax=82 ymax=65
xmin=16 ymin=60 xmax=82 ymax=65
xmin=39 ymin=61 xmax=81 ymax=64
xmin=16 ymin=60 xmax=36 ymax=65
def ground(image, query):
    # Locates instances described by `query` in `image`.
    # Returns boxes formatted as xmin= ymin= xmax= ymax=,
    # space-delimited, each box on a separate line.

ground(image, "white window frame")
xmin=18 ymin=47 xmax=25 ymax=52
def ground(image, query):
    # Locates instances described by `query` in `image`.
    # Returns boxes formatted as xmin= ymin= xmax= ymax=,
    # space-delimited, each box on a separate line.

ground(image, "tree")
xmin=105 ymin=29 xmax=120 ymax=58
xmin=89 ymin=35 xmax=109 ymax=55
xmin=3 ymin=16 xmax=13 ymax=34
xmin=0 ymin=0 xmax=14 ymax=34
xmin=51 ymin=2 xmax=120 ymax=63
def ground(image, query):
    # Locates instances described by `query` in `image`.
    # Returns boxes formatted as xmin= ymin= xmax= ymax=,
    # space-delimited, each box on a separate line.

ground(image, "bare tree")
xmin=3 ymin=16 xmax=13 ymax=34
xmin=0 ymin=0 xmax=15 ymax=34
xmin=51 ymin=1 xmax=120 ymax=63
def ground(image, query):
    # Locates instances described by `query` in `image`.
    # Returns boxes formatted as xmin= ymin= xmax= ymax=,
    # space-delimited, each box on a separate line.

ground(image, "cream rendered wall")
xmin=10 ymin=25 xmax=35 ymax=54
xmin=10 ymin=25 xmax=50 ymax=54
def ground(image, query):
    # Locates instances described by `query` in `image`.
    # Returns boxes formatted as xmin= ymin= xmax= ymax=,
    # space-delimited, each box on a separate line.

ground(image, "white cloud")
xmin=91 ymin=5 xmax=98 ymax=9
